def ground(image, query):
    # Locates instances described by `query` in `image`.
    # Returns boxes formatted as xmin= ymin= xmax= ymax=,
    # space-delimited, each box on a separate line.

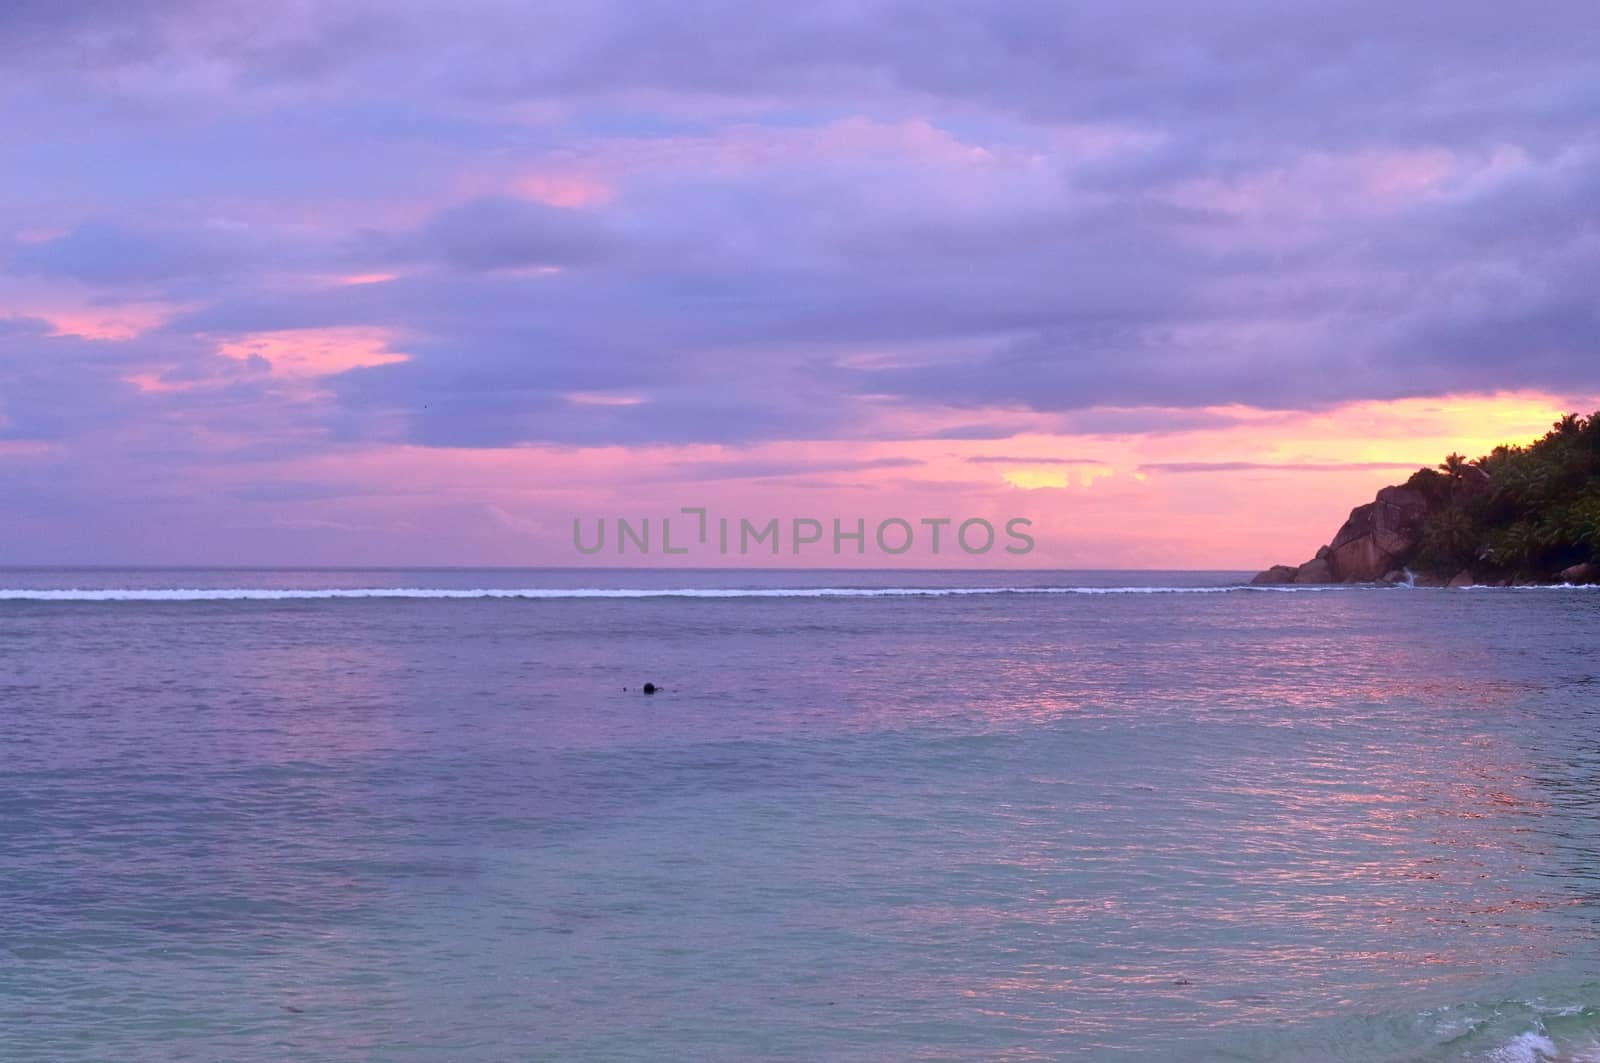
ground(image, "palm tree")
xmin=1423 ymin=508 xmax=1477 ymax=567
xmin=1414 ymin=416 xmax=1600 ymax=577
xmin=1571 ymin=496 xmax=1600 ymax=552
xmin=1496 ymin=522 xmax=1538 ymax=570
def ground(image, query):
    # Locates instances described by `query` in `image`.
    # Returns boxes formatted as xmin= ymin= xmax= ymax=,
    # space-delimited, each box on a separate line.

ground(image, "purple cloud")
xmin=1 ymin=0 xmax=1598 ymax=536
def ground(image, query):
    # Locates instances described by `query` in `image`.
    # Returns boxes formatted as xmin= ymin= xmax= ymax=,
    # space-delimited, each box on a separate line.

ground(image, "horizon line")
xmin=0 ymin=563 xmax=1254 ymax=573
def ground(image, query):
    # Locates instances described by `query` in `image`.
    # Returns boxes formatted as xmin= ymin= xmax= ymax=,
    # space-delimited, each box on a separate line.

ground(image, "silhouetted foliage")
xmin=1411 ymin=412 xmax=1600 ymax=576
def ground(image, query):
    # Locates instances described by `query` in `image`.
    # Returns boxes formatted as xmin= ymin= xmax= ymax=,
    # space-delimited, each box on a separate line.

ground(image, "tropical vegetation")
xmin=1408 ymin=412 xmax=1600 ymax=577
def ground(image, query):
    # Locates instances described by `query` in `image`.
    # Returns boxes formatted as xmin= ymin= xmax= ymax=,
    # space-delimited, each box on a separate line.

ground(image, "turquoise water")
xmin=2 ymin=570 xmax=1599 ymax=1061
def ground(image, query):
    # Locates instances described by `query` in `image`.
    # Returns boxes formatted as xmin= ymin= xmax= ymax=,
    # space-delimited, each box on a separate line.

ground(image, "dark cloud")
xmin=224 ymin=480 xmax=371 ymax=503
xmin=13 ymin=2 xmax=1596 ymax=151
xmin=925 ymin=424 xmax=1027 ymax=441
xmin=0 ymin=317 xmax=185 ymax=440
xmin=657 ymin=456 xmax=922 ymax=481
xmin=9 ymin=220 xmax=273 ymax=288
xmin=385 ymin=197 xmax=617 ymax=272
xmin=1053 ymin=408 xmax=1257 ymax=436
xmin=1138 ymin=461 xmax=1425 ymax=474
xmin=965 ymin=456 xmax=1105 ymax=465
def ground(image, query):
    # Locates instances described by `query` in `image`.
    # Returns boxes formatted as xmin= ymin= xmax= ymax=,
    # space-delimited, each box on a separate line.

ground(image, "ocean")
xmin=2 ymin=568 xmax=1598 ymax=1061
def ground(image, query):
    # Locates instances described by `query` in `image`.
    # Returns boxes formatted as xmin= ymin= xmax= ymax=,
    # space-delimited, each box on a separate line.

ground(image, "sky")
xmin=2 ymin=0 xmax=1597 ymax=567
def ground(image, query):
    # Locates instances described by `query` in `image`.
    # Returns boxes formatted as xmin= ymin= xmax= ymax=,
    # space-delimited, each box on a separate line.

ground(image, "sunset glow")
xmin=1 ymin=4 xmax=1595 ymax=567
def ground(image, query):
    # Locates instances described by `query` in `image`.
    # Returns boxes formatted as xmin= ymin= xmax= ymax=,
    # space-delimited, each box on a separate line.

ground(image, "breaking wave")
xmin=7 ymin=582 xmax=1591 ymax=601
xmin=3 ymin=585 xmax=1257 ymax=601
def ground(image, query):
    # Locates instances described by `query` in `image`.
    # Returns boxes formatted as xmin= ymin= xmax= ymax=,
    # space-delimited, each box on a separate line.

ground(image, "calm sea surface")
xmin=3 ymin=569 xmax=1599 ymax=1061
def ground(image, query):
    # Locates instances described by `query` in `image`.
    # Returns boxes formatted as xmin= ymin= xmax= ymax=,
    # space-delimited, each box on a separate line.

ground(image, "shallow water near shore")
xmin=3 ymin=568 xmax=1599 ymax=1061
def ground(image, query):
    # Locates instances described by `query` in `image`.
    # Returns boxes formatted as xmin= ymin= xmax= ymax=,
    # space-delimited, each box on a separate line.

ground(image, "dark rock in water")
xmin=1293 ymin=558 xmax=1334 ymax=584
xmin=1250 ymin=564 xmax=1297 ymax=586
xmin=642 ymin=682 xmax=658 ymax=695
xmin=1253 ymin=556 xmax=1333 ymax=584
xmin=1559 ymin=562 xmax=1599 ymax=584
xmin=1326 ymin=486 xmax=1430 ymax=582
xmin=1446 ymin=570 xmax=1476 ymax=588
xmin=1259 ymin=479 xmax=1441 ymax=584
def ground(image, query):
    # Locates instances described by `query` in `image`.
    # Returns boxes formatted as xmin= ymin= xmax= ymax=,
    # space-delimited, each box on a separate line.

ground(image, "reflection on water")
xmin=1 ymin=572 xmax=1599 ymax=1060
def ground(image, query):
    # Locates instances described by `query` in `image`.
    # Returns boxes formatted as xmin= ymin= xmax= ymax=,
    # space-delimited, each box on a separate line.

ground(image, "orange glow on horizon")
xmin=131 ymin=388 xmax=1596 ymax=567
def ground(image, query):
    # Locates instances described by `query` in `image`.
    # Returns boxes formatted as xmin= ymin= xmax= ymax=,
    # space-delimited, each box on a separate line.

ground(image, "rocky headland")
xmin=1253 ymin=413 xmax=1600 ymax=587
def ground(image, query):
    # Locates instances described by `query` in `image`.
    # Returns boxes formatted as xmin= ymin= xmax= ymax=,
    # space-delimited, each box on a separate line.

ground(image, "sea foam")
xmin=2 ymin=582 xmax=1594 ymax=601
